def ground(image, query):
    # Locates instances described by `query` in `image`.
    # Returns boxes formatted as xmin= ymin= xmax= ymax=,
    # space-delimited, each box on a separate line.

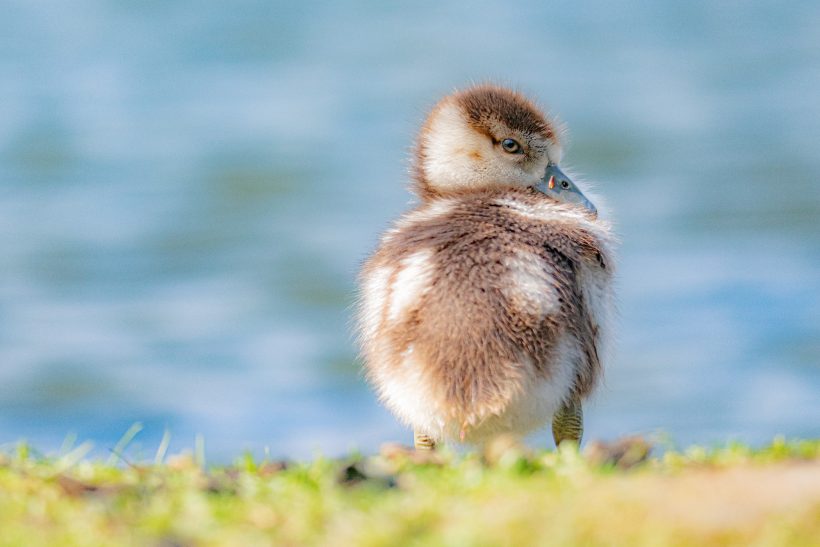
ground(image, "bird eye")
xmin=561 ymin=180 xmax=570 ymax=189
xmin=501 ymin=138 xmax=521 ymax=154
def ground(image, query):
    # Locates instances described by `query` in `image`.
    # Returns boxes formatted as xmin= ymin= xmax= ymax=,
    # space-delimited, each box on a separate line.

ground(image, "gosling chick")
xmin=357 ymin=85 xmax=616 ymax=450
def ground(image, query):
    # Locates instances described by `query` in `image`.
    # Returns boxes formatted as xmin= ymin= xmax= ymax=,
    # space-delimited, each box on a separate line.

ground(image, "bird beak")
xmin=534 ymin=163 xmax=597 ymax=217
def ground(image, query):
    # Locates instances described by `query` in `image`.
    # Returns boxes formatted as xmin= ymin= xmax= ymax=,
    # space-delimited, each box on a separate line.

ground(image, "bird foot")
xmin=552 ymin=398 xmax=584 ymax=447
xmin=414 ymin=431 xmax=437 ymax=451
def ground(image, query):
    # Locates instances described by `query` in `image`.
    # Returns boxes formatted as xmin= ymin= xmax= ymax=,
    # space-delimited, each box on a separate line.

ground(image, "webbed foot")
xmin=414 ymin=430 xmax=437 ymax=451
xmin=552 ymin=398 xmax=584 ymax=447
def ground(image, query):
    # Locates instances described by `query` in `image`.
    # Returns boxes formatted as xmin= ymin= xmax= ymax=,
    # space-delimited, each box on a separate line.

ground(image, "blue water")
xmin=1 ymin=1 xmax=818 ymax=461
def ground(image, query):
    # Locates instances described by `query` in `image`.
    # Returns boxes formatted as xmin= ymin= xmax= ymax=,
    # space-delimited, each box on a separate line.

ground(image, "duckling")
xmin=357 ymin=85 xmax=616 ymax=450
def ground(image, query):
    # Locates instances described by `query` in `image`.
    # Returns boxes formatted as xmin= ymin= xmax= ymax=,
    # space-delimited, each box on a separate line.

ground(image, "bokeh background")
xmin=1 ymin=1 xmax=819 ymax=461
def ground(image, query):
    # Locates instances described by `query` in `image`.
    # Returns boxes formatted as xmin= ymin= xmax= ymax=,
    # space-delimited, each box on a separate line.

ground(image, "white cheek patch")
xmin=387 ymin=249 xmax=435 ymax=323
xmin=422 ymin=103 xmax=488 ymax=192
xmin=502 ymin=249 xmax=560 ymax=318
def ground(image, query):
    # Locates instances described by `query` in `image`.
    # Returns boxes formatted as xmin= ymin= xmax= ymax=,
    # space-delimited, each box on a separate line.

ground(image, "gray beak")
xmin=534 ymin=163 xmax=597 ymax=217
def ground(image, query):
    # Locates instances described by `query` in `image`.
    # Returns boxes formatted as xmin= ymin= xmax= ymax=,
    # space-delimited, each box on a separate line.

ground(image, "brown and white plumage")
xmin=357 ymin=85 xmax=616 ymax=448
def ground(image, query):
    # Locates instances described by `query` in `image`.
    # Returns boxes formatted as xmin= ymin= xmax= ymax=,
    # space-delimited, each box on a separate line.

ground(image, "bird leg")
xmin=414 ymin=430 xmax=436 ymax=451
xmin=552 ymin=398 xmax=584 ymax=447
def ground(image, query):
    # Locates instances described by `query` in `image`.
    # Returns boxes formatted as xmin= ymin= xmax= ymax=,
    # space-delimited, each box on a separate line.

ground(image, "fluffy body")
xmin=358 ymin=189 xmax=615 ymax=443
xmin=357 ymin=85 xmax=616 ymax=445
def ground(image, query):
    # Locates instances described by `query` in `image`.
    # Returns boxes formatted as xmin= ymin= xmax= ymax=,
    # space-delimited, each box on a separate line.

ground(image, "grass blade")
xmin=154 ymin=428 xmax=172 ymax=465
xmin=107 ymin=422 xmax=143 ymax=466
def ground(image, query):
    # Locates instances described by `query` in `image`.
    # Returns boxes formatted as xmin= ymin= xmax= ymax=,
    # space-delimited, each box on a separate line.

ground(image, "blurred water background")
xmin=1 ymin=1 xmax=818 ymax=461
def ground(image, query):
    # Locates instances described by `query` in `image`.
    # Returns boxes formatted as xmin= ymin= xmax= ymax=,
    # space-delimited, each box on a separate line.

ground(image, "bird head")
xmin=413 ymin=84 xmax=596 ymax=216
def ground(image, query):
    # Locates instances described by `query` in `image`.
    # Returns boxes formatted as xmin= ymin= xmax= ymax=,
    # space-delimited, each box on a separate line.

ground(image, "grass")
xmin=0 ymin=436 xmax=818 ymax=546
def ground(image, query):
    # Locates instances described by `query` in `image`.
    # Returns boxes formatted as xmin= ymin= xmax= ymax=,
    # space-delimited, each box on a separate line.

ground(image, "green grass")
xmin=0 ymin=436 xmax=818 ymax=546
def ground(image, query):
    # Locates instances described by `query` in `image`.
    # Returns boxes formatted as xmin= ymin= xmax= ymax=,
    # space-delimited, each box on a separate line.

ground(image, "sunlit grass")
xmin=0 ymin=437 xmax=818 ymax=546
